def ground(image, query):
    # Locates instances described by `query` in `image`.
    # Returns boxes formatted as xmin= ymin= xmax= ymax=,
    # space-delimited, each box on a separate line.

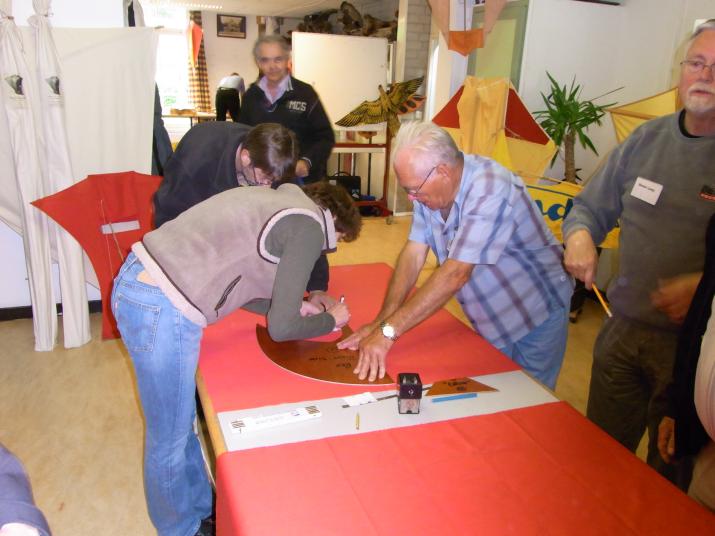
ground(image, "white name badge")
xmin=630 ymin=177 xmax=663 ymax=205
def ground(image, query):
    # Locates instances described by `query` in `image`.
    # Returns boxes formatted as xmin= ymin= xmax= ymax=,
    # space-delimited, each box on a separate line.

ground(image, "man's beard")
xmin=684 ymin=83 xmax=715 ymax=115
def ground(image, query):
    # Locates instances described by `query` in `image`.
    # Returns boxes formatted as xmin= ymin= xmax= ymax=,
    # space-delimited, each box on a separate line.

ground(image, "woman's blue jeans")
xmin=112 ymin=253 xmax=212 ymax=536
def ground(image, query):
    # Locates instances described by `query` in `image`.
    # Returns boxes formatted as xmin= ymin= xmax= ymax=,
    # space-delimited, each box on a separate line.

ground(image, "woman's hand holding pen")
xmin=327 ymin=297 xmax=350 ymax=329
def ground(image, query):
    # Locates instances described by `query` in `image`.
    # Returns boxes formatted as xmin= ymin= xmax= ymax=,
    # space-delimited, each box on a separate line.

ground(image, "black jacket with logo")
xmin=240 ymin=76 xmax=335 ymax=183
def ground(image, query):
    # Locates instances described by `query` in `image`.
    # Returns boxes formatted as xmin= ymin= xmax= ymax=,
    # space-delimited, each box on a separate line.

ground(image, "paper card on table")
xmin=256 ymin=325 xmax=394 ymax=385
xmin=343 ymin=392 xmax=378 ymax=407
xmin=427 ymin=377 xmax=497 ymax=396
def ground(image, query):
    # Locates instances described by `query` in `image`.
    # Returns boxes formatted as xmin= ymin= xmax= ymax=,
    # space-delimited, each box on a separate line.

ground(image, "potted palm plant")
xmin=535 ymin=72 xmax=619 ymax=183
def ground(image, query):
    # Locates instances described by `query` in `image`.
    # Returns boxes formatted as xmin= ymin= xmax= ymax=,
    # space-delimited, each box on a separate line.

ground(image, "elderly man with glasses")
xmin=339 ymin=121 xmax=573 ymax=391
xmin=562 ymin=19 xmax=715 ymax=487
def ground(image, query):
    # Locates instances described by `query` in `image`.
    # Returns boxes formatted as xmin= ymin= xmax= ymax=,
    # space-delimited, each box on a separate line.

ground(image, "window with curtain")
xmin=143 ymin=4 xmax=191 ymax=110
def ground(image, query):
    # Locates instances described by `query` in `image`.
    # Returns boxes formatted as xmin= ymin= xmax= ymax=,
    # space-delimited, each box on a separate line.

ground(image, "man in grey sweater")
xmin=562 ymin=19 xmax=715 ymax=485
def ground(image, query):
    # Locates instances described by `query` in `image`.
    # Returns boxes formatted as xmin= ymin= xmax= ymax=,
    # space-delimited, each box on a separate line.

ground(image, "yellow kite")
xmin=432 ymin=76 xmax=619 ymax=248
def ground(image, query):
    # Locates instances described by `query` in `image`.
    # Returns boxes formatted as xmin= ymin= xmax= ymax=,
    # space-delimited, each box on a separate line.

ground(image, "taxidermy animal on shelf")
xmin=362 ymin=14 xmax=397 ymax=40
xmin=335 ymin=76 xmax=425 ymax=136
xmin=339 ymin=1 xmax=363 ymax=33
xmin=296 ymin=9 xmax=337 ymax=34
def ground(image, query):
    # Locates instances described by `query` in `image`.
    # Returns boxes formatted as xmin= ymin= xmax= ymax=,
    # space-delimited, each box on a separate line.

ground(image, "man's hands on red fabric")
xmin=353 ymin=328 xmax=393 ymax=382
xmin=337 ymin=321 xmax=392 ymax=381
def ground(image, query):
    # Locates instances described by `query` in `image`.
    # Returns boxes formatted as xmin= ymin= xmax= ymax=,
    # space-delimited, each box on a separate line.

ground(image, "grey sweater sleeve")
xmin=562 ymin=142 xmax=630 ymax=246
xmin=263 ymin=215 xmax=336 ymax=341
xmin=241 ymin=299 xmax=270 ymax=316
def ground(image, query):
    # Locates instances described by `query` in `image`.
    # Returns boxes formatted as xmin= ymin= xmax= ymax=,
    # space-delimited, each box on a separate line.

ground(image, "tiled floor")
xmin=0 ymin=216 xmax=635 ymax=535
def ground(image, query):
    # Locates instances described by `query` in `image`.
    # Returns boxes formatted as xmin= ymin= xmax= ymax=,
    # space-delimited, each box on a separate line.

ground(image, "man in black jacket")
xmin=153 ymin=122 xmax=294 ymax=227
xmin=152 ymin=121 xmax=334 ymax=307
xmin=240 ymin=35 xmax=335 ymax=184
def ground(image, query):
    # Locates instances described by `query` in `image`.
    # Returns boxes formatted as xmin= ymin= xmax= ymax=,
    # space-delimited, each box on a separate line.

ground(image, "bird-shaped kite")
xmin=335 ymin=76 xmax=425 ymax=136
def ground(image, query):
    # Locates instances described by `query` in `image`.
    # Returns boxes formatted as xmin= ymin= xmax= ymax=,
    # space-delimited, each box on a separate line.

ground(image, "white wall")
xmin=1 ymin=0 xmax=124 ymax=307
xmin=519 ymin=0 xmax=712 ymax=181
xmin=10 ymin=0 xmax=123 ymax=27
xmin=202 ymin=12 xmax=261 ymax=94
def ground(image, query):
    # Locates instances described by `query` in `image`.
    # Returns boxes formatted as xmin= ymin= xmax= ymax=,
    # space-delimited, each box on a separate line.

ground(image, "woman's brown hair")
xmin=303 ymin=182 xmax=362 ymax=242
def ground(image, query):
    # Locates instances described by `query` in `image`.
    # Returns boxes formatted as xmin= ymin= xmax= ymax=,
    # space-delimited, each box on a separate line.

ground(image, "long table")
xmin=196 ymin=263 xmax=714 ymax=535
xmin=162 ymin=110 xmax=216 ymax=128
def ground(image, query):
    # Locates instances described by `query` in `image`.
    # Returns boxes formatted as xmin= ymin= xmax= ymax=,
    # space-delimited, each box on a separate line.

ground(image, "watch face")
xmin=382 ymin=324 xmax=396 ymax=338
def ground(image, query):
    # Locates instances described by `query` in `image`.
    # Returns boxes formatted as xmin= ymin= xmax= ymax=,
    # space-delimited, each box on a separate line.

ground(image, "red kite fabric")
xmin=448 ymin=29 xmax=484 ymax=56
xmin=428 ymin=0 xmax=507 ymax=57
xmin=32 ymin=171 xmax=161 ymax=339
xmin=505 ymin=88 xmax=550 ymax=144
xmin=188 ymin=20 xmax=203 ymax=69
xmin=431 ymin=85 xmax=463 ymax=129
xmin=433 ymin=84 xmax=550 ymax=145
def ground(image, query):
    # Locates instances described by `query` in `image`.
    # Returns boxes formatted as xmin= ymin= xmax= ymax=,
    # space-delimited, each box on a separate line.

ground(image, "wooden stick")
xmin=592 ymin=286 xmax=613 ymax=318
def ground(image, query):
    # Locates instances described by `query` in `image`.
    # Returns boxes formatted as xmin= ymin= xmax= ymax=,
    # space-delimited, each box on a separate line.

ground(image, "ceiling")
xmin=158 ymin=0 xmax=373 ymax=18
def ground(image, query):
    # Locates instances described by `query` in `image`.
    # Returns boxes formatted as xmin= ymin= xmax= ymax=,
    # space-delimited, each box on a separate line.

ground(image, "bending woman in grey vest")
xmin=111 ymin=182 xmax=361 ymax=536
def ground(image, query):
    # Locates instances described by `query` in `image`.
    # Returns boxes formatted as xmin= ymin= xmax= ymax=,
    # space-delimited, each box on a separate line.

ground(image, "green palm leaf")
xmin=534 ymin=71 xmax=621 ymax=183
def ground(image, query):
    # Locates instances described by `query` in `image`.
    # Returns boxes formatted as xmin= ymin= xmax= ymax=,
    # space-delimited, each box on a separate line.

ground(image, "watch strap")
xmin=379 ymin=321 xmax=398 ymax=341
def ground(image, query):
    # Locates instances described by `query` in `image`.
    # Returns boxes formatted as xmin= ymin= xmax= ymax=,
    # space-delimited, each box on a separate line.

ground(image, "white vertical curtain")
xmin=123 ymin=0 xmax=146 ymax=27
xmin=29 ymin=0 xmax=90 ymax=348
xmin=0 ymin=0 xmax=56 ymax=351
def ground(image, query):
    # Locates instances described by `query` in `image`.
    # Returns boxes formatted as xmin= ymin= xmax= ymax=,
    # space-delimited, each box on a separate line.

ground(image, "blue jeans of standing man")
xmin=112 ymin=253 xmax=213 ymax=536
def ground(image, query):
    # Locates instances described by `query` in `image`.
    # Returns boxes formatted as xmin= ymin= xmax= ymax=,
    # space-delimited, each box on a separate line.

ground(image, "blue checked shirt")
xmin=409 ymin=154 xmax=573 ymax=348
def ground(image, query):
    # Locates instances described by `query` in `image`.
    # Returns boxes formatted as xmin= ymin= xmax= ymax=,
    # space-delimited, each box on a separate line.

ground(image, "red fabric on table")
xmin=216 ymin=402 xmax=714 ymax=536
xmin=198 ymin=263 xmax=518 ymax=413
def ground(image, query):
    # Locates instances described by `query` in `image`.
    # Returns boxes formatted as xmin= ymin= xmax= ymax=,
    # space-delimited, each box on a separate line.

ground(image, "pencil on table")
xmin=592 ymin=286 xmax=613 ymax=318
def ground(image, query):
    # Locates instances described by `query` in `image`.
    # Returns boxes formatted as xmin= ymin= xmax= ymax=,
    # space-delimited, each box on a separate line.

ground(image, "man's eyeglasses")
xmin=248 ymin=164 xmax=274 ymax=186
xmin=402 ymin=165 xmax=437 ymax=198
xmin=680 ymin=59 xmax=715 ymax=75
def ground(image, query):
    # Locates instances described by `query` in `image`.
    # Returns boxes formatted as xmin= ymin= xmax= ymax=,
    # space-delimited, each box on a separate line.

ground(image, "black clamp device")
xmin=397 ymin=372 xmax=422 ymax=414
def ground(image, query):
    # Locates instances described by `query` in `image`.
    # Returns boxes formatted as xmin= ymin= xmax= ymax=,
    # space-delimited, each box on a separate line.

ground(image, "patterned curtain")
xmin=187 ymin=10 xmax=211 ymax=112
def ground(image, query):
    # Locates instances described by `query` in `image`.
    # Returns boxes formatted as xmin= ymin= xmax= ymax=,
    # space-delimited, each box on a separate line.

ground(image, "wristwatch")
xmin=379 ymin=321 xmax=398 ymax=341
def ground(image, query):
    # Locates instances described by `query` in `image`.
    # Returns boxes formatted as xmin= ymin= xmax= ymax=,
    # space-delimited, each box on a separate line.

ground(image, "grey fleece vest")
xmin=140 ymin=183 xmax=330 ymax=325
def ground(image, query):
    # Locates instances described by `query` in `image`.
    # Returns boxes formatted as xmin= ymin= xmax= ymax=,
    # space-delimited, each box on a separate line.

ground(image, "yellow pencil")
xmin=592 ymin=286 xmax=613 ymax=318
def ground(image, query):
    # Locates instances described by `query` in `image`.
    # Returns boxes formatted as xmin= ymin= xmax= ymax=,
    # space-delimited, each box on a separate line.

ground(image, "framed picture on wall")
xmin=217 ymin=14 xmax=246 ymax=38
xmin=572 ymin=0 xmax=623 ymax=4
